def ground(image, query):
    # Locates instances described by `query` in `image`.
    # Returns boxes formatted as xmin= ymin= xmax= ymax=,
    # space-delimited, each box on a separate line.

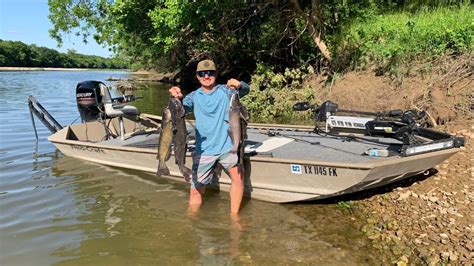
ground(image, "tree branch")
xmin=290 ymin=0 xmax=331 ymax=60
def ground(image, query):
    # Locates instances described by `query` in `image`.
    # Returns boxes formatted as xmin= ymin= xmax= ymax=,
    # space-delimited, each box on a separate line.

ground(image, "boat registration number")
xmin=291 ymin=164 xmax=338 ymax=176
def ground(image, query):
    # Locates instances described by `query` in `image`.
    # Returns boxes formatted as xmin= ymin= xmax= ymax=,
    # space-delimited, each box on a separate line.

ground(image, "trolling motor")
xmin=293 ymin=100 xmax=427 ymax=145
xmin=293 ymin=100 xmax=465 ymax=156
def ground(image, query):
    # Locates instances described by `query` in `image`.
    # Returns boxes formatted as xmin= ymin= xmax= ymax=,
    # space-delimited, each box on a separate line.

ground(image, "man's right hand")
xmin=169 ymin=86 xmax=183 ymax=99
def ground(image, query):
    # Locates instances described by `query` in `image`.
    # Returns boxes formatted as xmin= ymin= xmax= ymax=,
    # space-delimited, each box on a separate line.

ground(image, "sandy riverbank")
xmin=107 ymin=70 xmax=176 ymax=83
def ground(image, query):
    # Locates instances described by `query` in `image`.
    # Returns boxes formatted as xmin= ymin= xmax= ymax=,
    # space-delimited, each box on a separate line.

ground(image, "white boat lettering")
xmin=303 ymin=165 xmax=337 ymax=176
xmin=70 ymin=144 xmax=105 ymax=154
xmin=76 ymin=92 xmax=93 ymax=97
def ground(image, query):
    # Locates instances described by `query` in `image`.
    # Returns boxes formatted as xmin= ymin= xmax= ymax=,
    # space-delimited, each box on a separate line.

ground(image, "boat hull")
xmin=50 ymin=126 xmax=458 ymax=203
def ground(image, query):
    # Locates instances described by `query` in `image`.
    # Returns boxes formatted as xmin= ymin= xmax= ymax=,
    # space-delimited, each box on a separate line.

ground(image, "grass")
xmin=338 ymin=6 xmax=473 ymax=70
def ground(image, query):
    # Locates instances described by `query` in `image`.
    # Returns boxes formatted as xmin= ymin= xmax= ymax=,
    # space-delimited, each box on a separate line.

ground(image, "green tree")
xmin=47 ymin=1 xmax=333 ymax=72
xmin=47 ymin=0 xmax=469 ymax=75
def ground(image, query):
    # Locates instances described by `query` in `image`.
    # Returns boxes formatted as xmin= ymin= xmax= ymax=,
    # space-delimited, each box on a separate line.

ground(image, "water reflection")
xmin=48 ymin=156 xmax=382 ymax=264
xmin=123 ymin=81 xmax=171 ymax=116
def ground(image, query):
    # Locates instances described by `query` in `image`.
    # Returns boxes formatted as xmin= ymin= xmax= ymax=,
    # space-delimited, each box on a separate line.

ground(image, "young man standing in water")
xmin=168 ymin=59 xmax=250 ymax=215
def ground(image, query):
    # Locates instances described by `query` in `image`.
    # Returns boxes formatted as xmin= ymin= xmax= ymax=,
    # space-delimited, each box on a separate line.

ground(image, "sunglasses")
xmin=196 ymin=70 xmax=216 ymax=77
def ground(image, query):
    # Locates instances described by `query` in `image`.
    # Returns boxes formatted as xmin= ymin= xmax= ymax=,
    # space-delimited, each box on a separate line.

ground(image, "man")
xmin=169 ymin=59 xmax=250 ymax=215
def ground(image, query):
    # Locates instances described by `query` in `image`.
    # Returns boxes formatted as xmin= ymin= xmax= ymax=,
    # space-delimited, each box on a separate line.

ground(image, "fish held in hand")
xmin=169 ymin=98 xmax=192 ymax=181
xmin=228 ymin=93 xmax=249 ymax=165
xmin=156 ymin=107 xmax=173 ymax=177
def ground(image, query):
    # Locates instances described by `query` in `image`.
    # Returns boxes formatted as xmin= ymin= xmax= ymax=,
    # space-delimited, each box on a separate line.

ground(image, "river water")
xmin=0 ymin=71 xmax=386 ymax=265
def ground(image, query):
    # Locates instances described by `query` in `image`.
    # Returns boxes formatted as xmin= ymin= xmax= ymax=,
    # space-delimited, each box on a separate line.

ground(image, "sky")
xmin=0 ymin=0 xmax=113 ymax=58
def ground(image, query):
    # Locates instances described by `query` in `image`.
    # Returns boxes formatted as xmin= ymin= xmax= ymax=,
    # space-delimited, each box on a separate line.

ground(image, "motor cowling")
xmin=76 ymin=80 xmax=107 ymax=122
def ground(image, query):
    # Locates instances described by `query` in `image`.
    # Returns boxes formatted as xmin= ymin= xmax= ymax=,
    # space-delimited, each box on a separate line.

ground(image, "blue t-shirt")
xmin=183 ymin=81 xmax=249 ymax=155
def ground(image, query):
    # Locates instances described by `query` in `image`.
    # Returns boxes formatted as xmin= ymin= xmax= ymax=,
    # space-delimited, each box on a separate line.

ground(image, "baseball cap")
xmin=196 ymin=60 xmax=216 ymax=72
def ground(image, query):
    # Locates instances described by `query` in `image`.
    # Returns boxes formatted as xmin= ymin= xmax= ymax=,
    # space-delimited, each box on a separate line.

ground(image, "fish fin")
xmin=173 ymin=144 xmax=180 ymax=165
xmin=240 ymin=105 xmax=250 ymax=121
xmin=238 ymin=164 xmax=245 ymax=177
xmin=238 ymin=142 xmax=245 ymax=164
xmin=178 ymin=105 xmax=186 ymax=118
xmin=165 ymin=147 xmax=172 ymax=161
xmin=227 ymin=127 xmax=234 ymax=143
xmin=240 ymin=120 xmax=248 ymax=139
xmin=156 ymin=162 xmax=170 ymax=177
xmin=180 ymin=166 xmax=192 ymax=182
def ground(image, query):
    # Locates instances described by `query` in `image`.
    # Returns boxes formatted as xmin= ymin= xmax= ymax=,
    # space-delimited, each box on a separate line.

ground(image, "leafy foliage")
xmin=47 ymin=1 xmax=335 ymax=74
xmin=0 ymin=40 xmax=127 ymax=68
xmin=333 ymin=6 xmax=473 ymax=72
xmin=47 ymin=1 xmax=471 ymax=75
xmin=44 ymin=1 xmax=473 ymax=123
xmin=242 ymin=63 xmax=316 ymax=124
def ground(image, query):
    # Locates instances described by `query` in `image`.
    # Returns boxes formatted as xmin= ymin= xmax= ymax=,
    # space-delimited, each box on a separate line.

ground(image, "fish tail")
xmin=156 ymin=162 xmax=170 ymax=177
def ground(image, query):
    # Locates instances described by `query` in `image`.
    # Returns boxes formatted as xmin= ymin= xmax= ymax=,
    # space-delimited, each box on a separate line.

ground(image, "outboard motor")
xmin=76 ymin=80 xmax=109 ymax=122
xmin=76 ymin=80 xmax=142 ymax=140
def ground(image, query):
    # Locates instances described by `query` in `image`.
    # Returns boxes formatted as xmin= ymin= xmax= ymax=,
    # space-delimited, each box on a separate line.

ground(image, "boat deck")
xmin=101 ymin=126 xmax=404 ymax=164
xmin=245 ymin=128 xmax=402 ymax=163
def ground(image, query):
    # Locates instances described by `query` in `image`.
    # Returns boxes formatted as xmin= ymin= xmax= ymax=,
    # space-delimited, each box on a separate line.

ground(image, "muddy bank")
xmin=306 ymin=55 xmax=473 ymax=264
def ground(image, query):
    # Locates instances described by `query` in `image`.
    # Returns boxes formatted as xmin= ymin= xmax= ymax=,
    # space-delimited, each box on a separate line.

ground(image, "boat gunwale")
xmin=48 ymin=125 xmax=371 ymax=169
xmin=49 ymin=124 xmax=460 ymax=171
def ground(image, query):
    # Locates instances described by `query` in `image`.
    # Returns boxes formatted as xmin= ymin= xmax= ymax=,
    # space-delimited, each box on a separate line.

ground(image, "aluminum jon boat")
xmin=29 ymin=81 xmax=465 ymax=203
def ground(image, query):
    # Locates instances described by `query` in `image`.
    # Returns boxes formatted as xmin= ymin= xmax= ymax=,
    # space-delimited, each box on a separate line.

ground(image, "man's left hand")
xmin=227 ymin=79 xmax=241 ymax=90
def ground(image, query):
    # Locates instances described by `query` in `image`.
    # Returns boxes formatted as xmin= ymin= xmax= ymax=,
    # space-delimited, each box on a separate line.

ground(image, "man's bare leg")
xmin=188 ymin=186 xmax=205 ymax=217
xmin=228 ymin=166 xmax=244 ymax=214
xmin=229 ymin=212 xmax=242 ymax=257
xmin=229 ymin=165 xmax=244 ymax=256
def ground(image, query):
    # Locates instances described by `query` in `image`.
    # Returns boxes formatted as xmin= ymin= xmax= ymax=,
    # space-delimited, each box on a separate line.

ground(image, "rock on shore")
xmin=305 ymin=55 xmax=473 ymax=264
xmin=359 ymin=122 xmax=473 ymax=264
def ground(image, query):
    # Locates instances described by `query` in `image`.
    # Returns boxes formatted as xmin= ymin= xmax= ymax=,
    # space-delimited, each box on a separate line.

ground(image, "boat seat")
xmin=104 ymin=103 xmax=140 ymax=140
xmin=104 ymin=103 xmax=140 ymax=118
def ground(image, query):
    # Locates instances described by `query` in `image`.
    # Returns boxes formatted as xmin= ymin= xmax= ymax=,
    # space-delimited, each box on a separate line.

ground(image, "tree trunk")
xmin=290 ymin=0 xmax=331 ymax=61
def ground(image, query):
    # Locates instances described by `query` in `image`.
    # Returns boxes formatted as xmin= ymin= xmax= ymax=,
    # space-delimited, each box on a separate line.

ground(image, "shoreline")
xmin=0 ymin=67 xmax=129 ymax=72
xmin=357 ymin=122 xmax=472 ymax=264
xmin=305 ymin=55 xmax=473 ymax=264
xmin=107 ymin=70 xmax=177 ymax=83
xmin=0 ymin=66 xmax=174 ymax=84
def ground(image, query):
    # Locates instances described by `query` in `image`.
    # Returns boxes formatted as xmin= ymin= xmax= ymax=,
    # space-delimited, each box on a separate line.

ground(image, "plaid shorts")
xmin=191 ymin=151 xmax=238 ymax=188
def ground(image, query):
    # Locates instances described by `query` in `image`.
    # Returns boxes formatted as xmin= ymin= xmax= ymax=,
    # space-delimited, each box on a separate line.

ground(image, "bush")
xmin=242 ymin=63 xmax=317 ymax=124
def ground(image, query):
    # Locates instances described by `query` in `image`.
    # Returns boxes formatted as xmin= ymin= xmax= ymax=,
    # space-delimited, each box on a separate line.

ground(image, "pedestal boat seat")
xmin=104 ymin=102 xmax=140 ymax=140
xmin=75 ymin=80 xmax=140 ymax=141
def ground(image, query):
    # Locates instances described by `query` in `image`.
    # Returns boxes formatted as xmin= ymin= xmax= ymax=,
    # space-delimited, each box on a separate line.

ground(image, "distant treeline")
xmin=0 ymin=40 xmax=129 ymax=69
